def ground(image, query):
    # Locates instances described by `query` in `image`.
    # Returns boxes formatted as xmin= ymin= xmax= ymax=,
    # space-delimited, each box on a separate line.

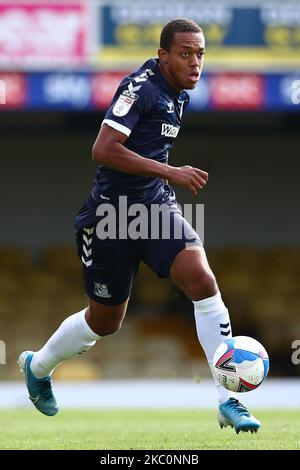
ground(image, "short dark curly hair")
xmin=160 ymin=18 xmax=202 ymax=52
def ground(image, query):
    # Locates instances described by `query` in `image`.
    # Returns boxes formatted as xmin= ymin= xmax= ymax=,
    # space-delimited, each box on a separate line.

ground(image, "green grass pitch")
xmin=0 ymin=409 xmax=299 ymax=450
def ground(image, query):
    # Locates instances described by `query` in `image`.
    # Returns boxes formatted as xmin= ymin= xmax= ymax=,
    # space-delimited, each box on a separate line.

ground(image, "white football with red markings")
xmin=212 ymin=336 xmax=269 ymax=393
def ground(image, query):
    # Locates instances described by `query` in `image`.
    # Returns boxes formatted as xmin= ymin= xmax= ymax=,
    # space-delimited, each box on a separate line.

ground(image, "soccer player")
xmin=18 ymin=18 xmax=260 ymax=433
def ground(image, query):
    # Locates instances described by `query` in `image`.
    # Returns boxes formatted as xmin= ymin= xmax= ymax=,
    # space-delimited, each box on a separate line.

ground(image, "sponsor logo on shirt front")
xmin=161 ymin=123 xmax=180 ymax=138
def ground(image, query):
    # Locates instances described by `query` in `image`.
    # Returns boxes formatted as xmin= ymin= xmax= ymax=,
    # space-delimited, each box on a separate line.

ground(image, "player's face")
xmin=160 ymin=32 xmax=205 ymax=92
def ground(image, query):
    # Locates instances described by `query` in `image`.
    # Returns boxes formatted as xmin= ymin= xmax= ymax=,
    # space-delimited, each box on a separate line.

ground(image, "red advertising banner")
xmin=0 ymin=72 xmax=26 ymax=107
xmin=0 ymin=2 xmax=88 ymax=67
xmin=91 ymin=72 xmax=130 ymax=109
xmin=210 ymin=74 xmax=265 ymax=110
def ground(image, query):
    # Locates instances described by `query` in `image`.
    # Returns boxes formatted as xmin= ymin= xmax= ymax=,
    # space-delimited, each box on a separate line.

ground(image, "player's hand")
xmin=168 ymin=165 xmax=208 ymax=196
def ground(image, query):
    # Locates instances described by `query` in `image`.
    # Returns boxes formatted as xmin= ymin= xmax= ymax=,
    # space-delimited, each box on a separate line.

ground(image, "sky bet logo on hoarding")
xmin=291 ymin=80 xmax=300 ymax=105
xmin=280 ymin=77 xmax=300 ymax=106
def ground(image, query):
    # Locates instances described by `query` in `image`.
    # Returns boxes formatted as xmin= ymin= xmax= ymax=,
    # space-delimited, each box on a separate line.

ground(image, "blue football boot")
xmin=218 ymin=398 xmax=260 ymax=434
xmin=18 ymin=351 xmax=58 ymax=416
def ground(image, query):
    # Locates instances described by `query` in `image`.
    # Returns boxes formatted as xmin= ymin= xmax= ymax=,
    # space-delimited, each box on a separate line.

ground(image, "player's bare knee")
xmin=85 ymin=314 xmax=123 ymax=336
xmin=183 ymin=270 xmax=217 ymax=301
xmin=97 ymin=321 xmax=122 ymax=337
xmin=85 ymin=301 xmax=126 ymax=337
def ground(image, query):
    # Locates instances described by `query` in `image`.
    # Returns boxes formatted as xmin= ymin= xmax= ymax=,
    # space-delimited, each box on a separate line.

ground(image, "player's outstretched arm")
xmin=92 ymin=124 xmax=208 ymax=196
xmin=92 ymin=124 xmax=170 ymax=179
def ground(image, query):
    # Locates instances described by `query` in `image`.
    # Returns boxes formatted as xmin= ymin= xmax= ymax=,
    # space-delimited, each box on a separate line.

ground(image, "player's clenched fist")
xmin=168 ymin=165 xmax=209 ymax=196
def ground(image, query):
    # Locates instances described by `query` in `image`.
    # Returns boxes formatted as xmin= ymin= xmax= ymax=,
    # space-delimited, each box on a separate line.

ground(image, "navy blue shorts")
xmin=75 ymin=189 xmax=202 ymax=306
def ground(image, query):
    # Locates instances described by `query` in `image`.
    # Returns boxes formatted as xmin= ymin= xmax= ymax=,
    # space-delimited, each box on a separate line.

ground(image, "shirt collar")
xmin=153 ymin=58 xmax=187 ymax=100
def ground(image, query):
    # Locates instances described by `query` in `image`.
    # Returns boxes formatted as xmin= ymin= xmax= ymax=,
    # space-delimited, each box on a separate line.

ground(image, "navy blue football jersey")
xmin=91 ymin=58 xmax=190 ymax=205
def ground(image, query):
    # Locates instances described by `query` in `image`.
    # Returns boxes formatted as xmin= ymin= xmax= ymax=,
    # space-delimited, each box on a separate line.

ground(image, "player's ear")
xmin=158 ymin=48 xmax=169 ymax=65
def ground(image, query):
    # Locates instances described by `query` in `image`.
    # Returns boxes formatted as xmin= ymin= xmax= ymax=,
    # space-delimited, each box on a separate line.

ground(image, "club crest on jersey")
xmin=113 ymin=94 xmax=136 ymax=117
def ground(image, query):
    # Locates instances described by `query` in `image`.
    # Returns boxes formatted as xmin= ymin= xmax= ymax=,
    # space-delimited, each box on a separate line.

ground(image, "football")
xmin=212 ymin=336 xmax=269 ymax=393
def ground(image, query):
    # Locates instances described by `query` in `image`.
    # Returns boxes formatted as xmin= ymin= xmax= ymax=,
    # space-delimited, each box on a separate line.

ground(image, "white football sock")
xmin=193 ymin=291 xmax=236 ymax=404
xmin=30 ymin=309 xmax=101 ymax=378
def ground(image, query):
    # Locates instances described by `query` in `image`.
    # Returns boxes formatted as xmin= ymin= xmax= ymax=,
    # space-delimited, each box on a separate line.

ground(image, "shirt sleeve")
xmin=101 ymin=79 xmax=157 ymax=137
